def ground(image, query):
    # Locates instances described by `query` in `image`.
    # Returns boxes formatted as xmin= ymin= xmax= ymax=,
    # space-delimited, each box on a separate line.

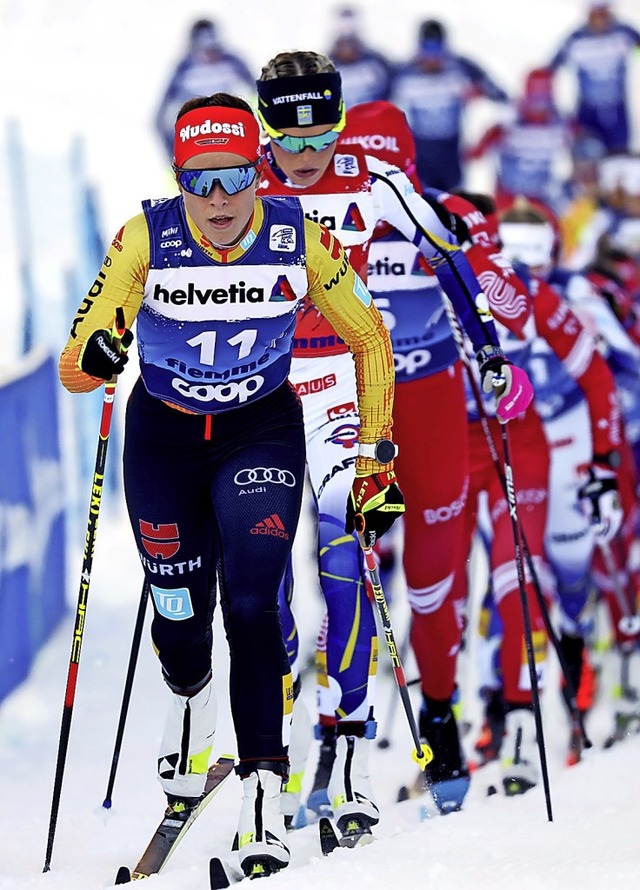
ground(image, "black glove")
xmin=451 ymin=212 xmax=472 ymax=247
xmin=577 ymin=460 xmax=622 ymax=544
xmin=345 ymin=469 xmax=405 ymax=548
xmin=79 ymin=328 xmax=133 ymax=380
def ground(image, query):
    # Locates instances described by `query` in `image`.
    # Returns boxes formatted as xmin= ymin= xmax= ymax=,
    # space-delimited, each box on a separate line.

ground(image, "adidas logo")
xmin=250 ymin=514 xmax=289 ymax=539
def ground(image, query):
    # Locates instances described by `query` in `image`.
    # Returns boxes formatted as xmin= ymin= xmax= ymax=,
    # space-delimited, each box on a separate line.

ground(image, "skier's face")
xmin=177 ymin=151 xmax=260 ymax=247
xmin=269 ymin=124 xmax=338 ymax=188
xmin=588 ymin=7 xmax=612 ymax=32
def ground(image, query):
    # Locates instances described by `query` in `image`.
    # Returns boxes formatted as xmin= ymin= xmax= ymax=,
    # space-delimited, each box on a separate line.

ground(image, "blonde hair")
xmin=499 ymin=195 xmax=549 ymax=225
xmin=259 ymin=50 xmax=336 ymax=81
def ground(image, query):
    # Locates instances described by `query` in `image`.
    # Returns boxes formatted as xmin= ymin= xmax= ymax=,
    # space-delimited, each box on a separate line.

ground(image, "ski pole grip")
xmin=108 ymin=306 xmax=130 ymax=384
xmin=354 ymin=512 xmax=366 ymax=536
xmin=354 ymin=513 xmax=377 ymax=574
xmin=112 ymin=307 xmax=129 ymax=351
xmin=354 ymin=513 xmax=371 ymax=553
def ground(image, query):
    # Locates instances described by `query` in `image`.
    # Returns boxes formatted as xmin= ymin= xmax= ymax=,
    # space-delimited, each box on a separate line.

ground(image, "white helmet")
xmin=498 ymin=221 xmax=555 ymax=269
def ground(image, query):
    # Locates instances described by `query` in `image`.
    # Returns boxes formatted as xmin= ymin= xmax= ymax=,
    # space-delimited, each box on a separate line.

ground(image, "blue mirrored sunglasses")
xmin=174 ymin=163 xmax=259 ymax=197
xmin=271 ymin=128 xmax=341 ymax=154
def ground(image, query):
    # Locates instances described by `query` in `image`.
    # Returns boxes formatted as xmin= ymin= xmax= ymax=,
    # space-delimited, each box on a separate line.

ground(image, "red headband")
xmin=173 ymin=106 xmax=261 ymax=167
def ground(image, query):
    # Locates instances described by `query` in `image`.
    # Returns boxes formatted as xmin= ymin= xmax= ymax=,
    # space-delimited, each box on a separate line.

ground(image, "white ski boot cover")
xmin=328 ymin=734 xmax=379 ymax=826
xmin=157 ymin=678 xmax=217 ymax=799
xmin=501 ymin=708 xmax=538 ymax=793
xmin=237 ymin=769 xmax=290 ymax=869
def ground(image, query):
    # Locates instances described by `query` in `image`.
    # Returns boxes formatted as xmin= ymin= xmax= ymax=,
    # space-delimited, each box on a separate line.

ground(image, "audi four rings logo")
xmin=234 ymin=468 xmax=296 ymax=486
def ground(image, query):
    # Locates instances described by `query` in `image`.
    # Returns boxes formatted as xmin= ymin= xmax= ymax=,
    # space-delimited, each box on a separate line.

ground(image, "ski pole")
xmin=598 ymin=541 xmax=640 ymax=636
xmin=471 ymin=381 xmax=592 ymax=749
xmin=377 ymin=620 xmax=412 ymax=748
xmin=354 ymin=514 xmax=432 ymax=770
xmin=442 ymin=292 xmax=591 ymax=748
xmin=102 ymin=579 xmax=150 ymax=809
xmin=441 ymin=297 xmax=555 ymax=797
xmin=497 ymin=421 xmax=553 ymax=821
xmin=44 ymin=308 xmax=127 ymax=872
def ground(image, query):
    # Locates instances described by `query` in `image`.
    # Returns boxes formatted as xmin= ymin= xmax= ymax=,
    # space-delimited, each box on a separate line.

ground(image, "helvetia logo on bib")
xmin=271 ymin=275 xmax=297 ymax=301
xmin=341 ymin=202 xmax=366 ymax=232
xmin=152 ymin=282 xmax=264 ymax=304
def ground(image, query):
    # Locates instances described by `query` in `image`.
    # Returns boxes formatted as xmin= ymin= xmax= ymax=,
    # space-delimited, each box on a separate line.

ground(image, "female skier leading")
xmin=58 ymin=92 xmax=404 ymax=879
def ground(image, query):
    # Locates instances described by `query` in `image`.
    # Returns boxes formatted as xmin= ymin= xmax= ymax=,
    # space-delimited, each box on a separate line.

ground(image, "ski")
xmin=209 ymin=855 xmax=286 ymax=886
xmin=319 ymin=817 xmax=340 ymax=856
xmin=319 ymin=815 xmax=375 ymax=855
xmin=209 ymin=857 xmax=232 ymax=888
xmin=603 ymin=709 xmax=640 ymax=748
xmin=210 ymin=815 xmax=374 ymax=886
xmin=115 ymin=754 xmax=235 ymax=883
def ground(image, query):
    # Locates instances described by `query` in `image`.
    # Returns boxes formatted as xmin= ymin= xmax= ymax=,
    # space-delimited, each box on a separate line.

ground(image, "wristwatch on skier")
xmin=358 ymin=438 xmax=398 ymax=464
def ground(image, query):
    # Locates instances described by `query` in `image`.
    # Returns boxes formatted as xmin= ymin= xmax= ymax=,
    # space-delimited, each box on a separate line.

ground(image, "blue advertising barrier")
xmin=0 ymin=352 xmax=66 ymax=702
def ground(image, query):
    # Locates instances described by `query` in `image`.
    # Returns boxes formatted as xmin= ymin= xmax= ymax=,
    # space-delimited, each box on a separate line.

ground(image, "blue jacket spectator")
xmin=390 ymin=19 xmax=509 ymax=191
xmin=154 ymin=19 xmax=255 ymax=160
xmin=327 ymin=7 xmax=393 ymax=108
xmin=466 ymin=68 xmax=578 ymax=212
xmin=548 ymin=1 xmax=640 ymax=152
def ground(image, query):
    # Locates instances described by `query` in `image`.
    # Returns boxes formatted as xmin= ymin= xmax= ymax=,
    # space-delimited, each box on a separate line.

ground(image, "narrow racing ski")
xmin=115 ymin=754 xmax=235 ymax=883
xmin=209 ymin=855 xmax=283 ymax=886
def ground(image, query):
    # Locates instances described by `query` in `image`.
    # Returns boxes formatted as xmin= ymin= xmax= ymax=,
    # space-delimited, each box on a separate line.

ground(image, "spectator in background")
xmin=548 ymin=1 xmax=640 ymax=153
xmin=558 ymin=134 xmax=608 ymax=265
xmin=390 ymin=18 xmax=509 ymax=191
xmin=465 ymin=68 xmax=577 ymax=213
xmin=327 ymin=6 xmax=393 ymax=107
xmin=154 ymin=19 xmax=255 ymax=160
xmin=567 ymin=153 xmax=640 ymax=270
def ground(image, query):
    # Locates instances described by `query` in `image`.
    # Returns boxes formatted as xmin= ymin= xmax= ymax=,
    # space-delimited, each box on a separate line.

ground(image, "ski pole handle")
xmin=108 ymin=307 xmax=130 ymax=382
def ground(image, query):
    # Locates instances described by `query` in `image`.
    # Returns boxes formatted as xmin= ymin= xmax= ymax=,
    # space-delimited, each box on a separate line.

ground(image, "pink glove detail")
xmin=494 ymin=364 xmax=534 ymax=422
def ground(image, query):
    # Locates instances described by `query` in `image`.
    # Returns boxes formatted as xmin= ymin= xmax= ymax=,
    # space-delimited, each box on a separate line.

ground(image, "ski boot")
xmin=326 ymin=721 xmax=379 ymax=844
xmin=398 ymin=694 xmax=470 ymax=814
xmin=501 ymin=706 xmax=538 ymax=795
xmin=281 ymin=679 xmax=313 ymax=830
xmin=306 ymin=723 xmax=337 ymax=818
xmin=235 ymin=763 xmax=290 ymax=879
xmin=472 ymin=688 xmax=505 ymax=767
xmin=420 ymin=696 xmax=470 ymax=813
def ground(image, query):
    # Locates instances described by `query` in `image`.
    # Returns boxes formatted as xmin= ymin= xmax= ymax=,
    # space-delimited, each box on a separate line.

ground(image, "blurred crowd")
xmin=156 ymin=2 xmax=639 ymax=202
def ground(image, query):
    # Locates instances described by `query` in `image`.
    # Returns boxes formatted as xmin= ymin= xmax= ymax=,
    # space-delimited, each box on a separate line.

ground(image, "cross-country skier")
xmin=337 ymin=101 xmax=538 ymax=814
xmin=547 ymin=1 xmax=640 ymax=153
xmin=254 ymin=51 xmax=534 ymax=837
xmin=470 ymin=197 xmax=626 ymax=784
xmin=465 ymin=68 xmax=577 ymax=213
xmin=154 ymin=19 xmax=255 ymax=160
xmin=326 ymin=6 xmax=394 ymax=108
xmin=389 ymin=19 xmax=509 ymax=191
xmin=58 ymin=92 xmax=403 ymax=879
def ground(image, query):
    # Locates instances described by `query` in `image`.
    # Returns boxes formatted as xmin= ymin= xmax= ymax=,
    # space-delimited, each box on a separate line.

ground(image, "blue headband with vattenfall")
xmin=256 ymin=72 xmax=343 ymax=133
